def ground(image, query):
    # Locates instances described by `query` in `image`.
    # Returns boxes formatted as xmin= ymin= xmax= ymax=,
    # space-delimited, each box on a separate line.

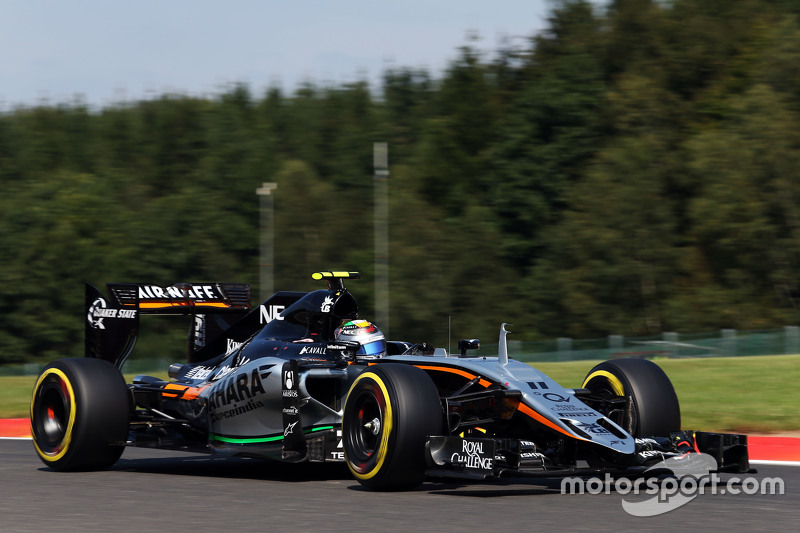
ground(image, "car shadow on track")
xmin=81 ymin=448 xmax=598 ymax=496
xmin=108 ymin=449 xmax=583 ymax=495
xmin=419 ymin=477 xmax=566 ymax=498
xmin=343 ymin=475 xmax=567 ymax=497
xmin=110 ymin=452 xmax=352 ymax=483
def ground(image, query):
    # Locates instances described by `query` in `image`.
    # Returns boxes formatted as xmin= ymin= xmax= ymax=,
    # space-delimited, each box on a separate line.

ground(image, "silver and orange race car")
xmin=30 ymin=272 xmax=750 ymax=490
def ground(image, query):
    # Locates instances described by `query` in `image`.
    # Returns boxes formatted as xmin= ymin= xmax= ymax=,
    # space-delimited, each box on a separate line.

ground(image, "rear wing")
xmin=85 ymin=273 xmax=359 ymax=368
xmin=85 ymin=282 xmax=289 ymax=368
xmin=104 ymin=282 xmax=251 ymax=312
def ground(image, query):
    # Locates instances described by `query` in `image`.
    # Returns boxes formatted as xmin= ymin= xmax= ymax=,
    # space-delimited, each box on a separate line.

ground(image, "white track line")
xmin=749 ymin=459 xmax=800 ymax=467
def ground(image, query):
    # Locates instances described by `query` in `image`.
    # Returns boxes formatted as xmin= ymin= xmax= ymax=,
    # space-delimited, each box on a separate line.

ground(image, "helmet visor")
xmin=357 ymin=340 xmax=386 ymax=356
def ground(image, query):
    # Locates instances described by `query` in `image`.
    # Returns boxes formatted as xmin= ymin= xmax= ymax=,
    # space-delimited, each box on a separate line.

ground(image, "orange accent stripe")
xmin=162 ymin=383 xmax=209 ymax=400
xmin=397 ymin=363 xmax=583 ymax=441
xmin=517 ymin=403 xmax=587 ymax=440
xmin=139 ymin=302 xmax=231 ymax=309
xmin=414 ymin=365 xmax=492 ymax=388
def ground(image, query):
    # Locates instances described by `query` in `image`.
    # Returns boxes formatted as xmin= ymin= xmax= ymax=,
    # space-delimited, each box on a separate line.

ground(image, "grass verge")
xmin=0 ymin=372 xmax=166 ymax=419
xmin=532 ymin=354 xmax=800 ymax=434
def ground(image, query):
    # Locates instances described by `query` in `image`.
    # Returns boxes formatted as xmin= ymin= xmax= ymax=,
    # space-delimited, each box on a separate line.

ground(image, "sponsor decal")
xmin=282 ymin=406 xmax=299 ymax=416
xmin=450 ymin=440 xmax=494 ymax=470
xmin=211 ymin=399 xmax=265 ymax=422
xmin=320 ymin=296 xmax=334 ymax=313
xmin=226 ymin=338 xmax=244 ymax=354
xmin=259 ymin=304 xmax=285 ymax=325
xmin=284 ymin=421 xmax=298 ymax=437
xmin=185 ymin=365 xmax=215 ymax=380
xmin=282 ymin=368 xmax=298 ymax=397
xmin=88 ymin=297 xmax=108 ymax=329
xmin=574 ymin=421 xmax=612 ymax=435
xmin=207 ymin=364 xmax=272 ymax=412
xmin=528 ymin=381 xmax=549 ymax=390
xmin=138 ymin=284 xmax=219 ymax=300
xmin=212 ymin=356 xmax=252 ymax=380
xmin=638 ymin=450 xmax=663 ymax=459
xmin=299 ymin=346 xmax=326 ymax=355
xmin=551 ymin=403 xmax=592 ymax=412
xmin=540 ymin=392 xmax=570 ymax=403
xmin=87 ymin=297 xmax=137 ymax=329
xmin=326 ymin=344 xmax=348 ymax=350
xmin=520 ymin=452 xmax=547 ymax=459
xmin=330 ymin=429 xmax=345 ymax=460
xmin=193 ymin=315 xmax=206 ymax=348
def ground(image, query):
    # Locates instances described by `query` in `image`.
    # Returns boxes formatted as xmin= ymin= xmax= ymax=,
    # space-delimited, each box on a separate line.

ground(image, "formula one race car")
xmin=30 ymin=272 xmax=751 ymax=490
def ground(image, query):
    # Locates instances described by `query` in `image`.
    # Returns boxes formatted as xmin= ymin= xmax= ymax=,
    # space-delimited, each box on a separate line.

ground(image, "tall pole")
xmin=374 ymin=143 xmax=389 ymax=336
xmin=256 ymin=182 xmax=278 ymax=302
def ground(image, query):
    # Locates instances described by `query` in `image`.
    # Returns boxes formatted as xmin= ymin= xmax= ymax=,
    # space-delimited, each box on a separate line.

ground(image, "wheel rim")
xmin=348 ymin=387 xmax=385 ymax=463
xmin=32 ymin=369 xmax=76 ymax=459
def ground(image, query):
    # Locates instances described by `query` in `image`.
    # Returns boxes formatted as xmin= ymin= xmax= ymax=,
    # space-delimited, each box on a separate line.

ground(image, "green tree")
xmin=491 ymin=0 xmax=606 ymax=271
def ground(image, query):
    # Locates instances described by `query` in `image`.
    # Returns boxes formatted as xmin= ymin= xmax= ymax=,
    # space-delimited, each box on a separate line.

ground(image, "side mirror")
xmin=457 ymin=339 xmax=480 ymax=356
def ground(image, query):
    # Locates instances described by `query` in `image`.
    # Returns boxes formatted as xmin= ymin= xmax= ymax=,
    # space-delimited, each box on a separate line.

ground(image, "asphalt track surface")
xmin=0 ymin=440 xmax=795 ymax=533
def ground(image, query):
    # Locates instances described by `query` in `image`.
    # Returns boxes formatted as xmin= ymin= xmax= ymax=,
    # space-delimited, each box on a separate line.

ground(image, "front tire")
xmin=31 ymin=358 xmax=130 ymax=471
xmin=343 ymin=363 xmax=443 ymax=490
xmin=582 ymin=358 xmax=680 ymax=437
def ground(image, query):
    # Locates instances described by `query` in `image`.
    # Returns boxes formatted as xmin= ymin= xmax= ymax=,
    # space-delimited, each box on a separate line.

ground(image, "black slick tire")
xmin=582 ymin=358 xmax=680 ymax=437
xmin=342 ymin=363 xmax=443 ymax=491
xmin=30 ymin=358 xmax=130 ymax=471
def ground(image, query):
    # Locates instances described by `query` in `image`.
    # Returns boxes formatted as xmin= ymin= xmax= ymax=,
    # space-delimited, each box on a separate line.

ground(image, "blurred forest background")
xmin=4 ymin=0 xmax=800 ymax=363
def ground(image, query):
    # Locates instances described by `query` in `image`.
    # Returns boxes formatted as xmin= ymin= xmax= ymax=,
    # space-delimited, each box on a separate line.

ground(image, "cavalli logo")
xmin=87 ymin=297 xmax=136 ymax=329
xmin=299 ymin=346 xmax=326 ymax=355
xmin=450 ymin=440 xmax=493 ymax=470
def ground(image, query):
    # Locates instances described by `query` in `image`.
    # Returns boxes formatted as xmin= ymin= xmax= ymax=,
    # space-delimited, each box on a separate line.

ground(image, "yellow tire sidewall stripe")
xmin=582 ymin=370 xmax=625 ymax=396
xmin=31 ymin=368 xmax=77 ymax=462
xmin=346 ymin=371 xmax=393 ymax=481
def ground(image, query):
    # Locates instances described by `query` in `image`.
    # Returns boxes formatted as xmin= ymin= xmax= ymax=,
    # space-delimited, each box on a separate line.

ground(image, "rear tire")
xmin=31 ymin=358 xmax=130 ymax=471
xmin=343 ymin=363 xmax=443 ymax=490
xmin=582 ymin=358 xmax=680 ymax=437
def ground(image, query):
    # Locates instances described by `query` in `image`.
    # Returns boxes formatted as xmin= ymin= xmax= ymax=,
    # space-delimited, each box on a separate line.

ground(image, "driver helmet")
xmin=334 ymin=320 xmax=386 ymax=359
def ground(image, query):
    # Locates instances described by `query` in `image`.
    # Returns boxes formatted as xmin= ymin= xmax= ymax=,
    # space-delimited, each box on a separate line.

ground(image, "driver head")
xmin=334 ymin=320 xmax=386 ymax=360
